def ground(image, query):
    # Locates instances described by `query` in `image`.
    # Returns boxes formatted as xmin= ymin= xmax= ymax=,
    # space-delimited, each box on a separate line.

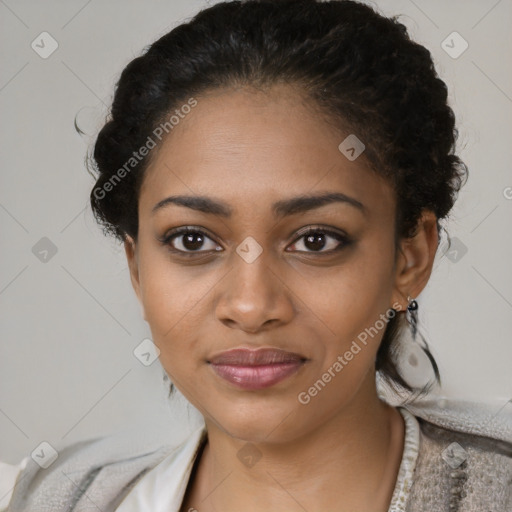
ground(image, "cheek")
xmin=299 ymin=276 xmax=394 ymax=417
xmin=137 ymin=251 xmax=184 ymax=333
xmin=315 ymin=235 xmax=396 ymax=368
xmin=137 ymin=253 xmax=216 ymax=367
xmin=323 ymin=245 xmax=395 ymax=335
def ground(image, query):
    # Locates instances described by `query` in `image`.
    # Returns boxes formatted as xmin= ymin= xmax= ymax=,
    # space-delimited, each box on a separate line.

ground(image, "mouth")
xmin=207 ymin=348 xmax=307 ymax=391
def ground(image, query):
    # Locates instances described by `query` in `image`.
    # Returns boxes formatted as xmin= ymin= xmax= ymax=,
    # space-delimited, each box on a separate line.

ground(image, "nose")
xmin=214 ymin=248 xmax=295 ymax=334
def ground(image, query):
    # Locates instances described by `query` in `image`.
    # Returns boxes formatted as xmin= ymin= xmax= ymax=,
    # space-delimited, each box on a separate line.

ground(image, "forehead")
xmin=139 ymin=85 xmax=395 ymax=219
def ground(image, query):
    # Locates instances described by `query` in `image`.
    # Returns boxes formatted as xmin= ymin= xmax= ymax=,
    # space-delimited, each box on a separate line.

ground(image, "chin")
xmin=203 ymin=392 xmax=306 ymax=444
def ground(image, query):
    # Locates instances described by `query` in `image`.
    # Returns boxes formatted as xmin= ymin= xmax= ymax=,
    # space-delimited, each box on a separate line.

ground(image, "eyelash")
xmin=159 ymin=225 xmax=352 ymax=257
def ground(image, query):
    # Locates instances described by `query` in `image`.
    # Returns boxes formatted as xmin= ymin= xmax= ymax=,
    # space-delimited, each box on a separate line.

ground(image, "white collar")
xmin=115 ymin=425 xmax=207 ymax=512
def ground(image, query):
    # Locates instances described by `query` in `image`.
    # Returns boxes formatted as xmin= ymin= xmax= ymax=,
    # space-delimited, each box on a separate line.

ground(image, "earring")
xmin=400 ymin=294 xmax=440 ymax=393
xmin=406 ymin=295 xmax=419 ymax=340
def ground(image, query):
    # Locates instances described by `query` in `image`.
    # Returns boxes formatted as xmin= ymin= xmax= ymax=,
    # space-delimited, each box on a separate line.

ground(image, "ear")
xmin=391 ymin=209 xmax=439 ymax=311
xmin=124 ymin=235 xmax=146 ymax=321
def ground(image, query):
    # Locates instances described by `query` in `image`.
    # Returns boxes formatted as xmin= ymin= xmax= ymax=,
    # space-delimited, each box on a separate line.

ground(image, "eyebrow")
xmin=151 ymin=191 xmax=367 ymax=218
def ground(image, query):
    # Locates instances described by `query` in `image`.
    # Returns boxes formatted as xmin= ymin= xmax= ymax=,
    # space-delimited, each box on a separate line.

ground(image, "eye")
xmin=159 ymin=225 xmax=352 ymax=257
xmin=160 ymin=227 xmax=222 ymax=255
xmin=287 ymin=226 xmax=351 ymax=254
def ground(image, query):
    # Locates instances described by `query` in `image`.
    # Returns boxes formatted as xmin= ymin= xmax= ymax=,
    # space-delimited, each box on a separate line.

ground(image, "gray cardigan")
xmin=6 ymin=399 xmax=512 ymax=511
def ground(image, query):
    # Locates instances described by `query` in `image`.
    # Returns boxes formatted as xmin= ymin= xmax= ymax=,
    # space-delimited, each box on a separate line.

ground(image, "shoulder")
xmin=2 ymin=438 xmax=100 ymax=512
xmin=406 ymin=404 xmax=512 ymax=512
xmin=4 ymin=427 xmax=191 ymax=512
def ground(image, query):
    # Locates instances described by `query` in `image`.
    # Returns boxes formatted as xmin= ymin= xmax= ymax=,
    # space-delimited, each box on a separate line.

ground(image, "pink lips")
xmin=208 ymin=348 xmax=306 ymax=390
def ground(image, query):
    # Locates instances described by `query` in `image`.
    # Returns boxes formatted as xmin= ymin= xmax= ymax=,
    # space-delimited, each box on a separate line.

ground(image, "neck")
xmin=189 ymin=373 xmax=405 ymax=512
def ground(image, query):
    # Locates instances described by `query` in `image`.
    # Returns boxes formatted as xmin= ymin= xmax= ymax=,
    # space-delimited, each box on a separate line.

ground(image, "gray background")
xmin=1 ymin=0 xmax=511 ymax=465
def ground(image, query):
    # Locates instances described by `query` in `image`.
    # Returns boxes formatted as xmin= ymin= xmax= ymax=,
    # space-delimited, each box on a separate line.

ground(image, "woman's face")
xmin=125 ymin=84 xmax=422 ymax=443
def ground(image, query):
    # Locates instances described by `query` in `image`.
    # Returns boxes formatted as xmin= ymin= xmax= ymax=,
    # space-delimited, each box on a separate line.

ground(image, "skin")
xmin=124 ymin=84 xmax=439 ymax=512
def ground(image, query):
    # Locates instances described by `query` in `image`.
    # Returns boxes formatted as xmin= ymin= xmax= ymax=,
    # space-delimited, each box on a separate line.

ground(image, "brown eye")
xmin=287 ymin=227 xmax=351 ymax=254
xmin=161 ymin=227 xmax=221 ymax=255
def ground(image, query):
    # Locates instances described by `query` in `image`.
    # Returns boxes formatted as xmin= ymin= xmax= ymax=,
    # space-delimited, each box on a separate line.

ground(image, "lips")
xmin=208 ymin=348 xmax=307 ymax=390
xmin=209 ymin=348 xmax=305 ymax=365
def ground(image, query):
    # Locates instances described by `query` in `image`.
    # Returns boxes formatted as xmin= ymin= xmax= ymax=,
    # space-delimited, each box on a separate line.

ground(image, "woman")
xmin=5 ymin=1 xmax=511 ymax=511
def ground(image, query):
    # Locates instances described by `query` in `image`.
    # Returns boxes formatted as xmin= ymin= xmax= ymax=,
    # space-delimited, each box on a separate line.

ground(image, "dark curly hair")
xmin=86 ymin=0 xmax=468 ymax=395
